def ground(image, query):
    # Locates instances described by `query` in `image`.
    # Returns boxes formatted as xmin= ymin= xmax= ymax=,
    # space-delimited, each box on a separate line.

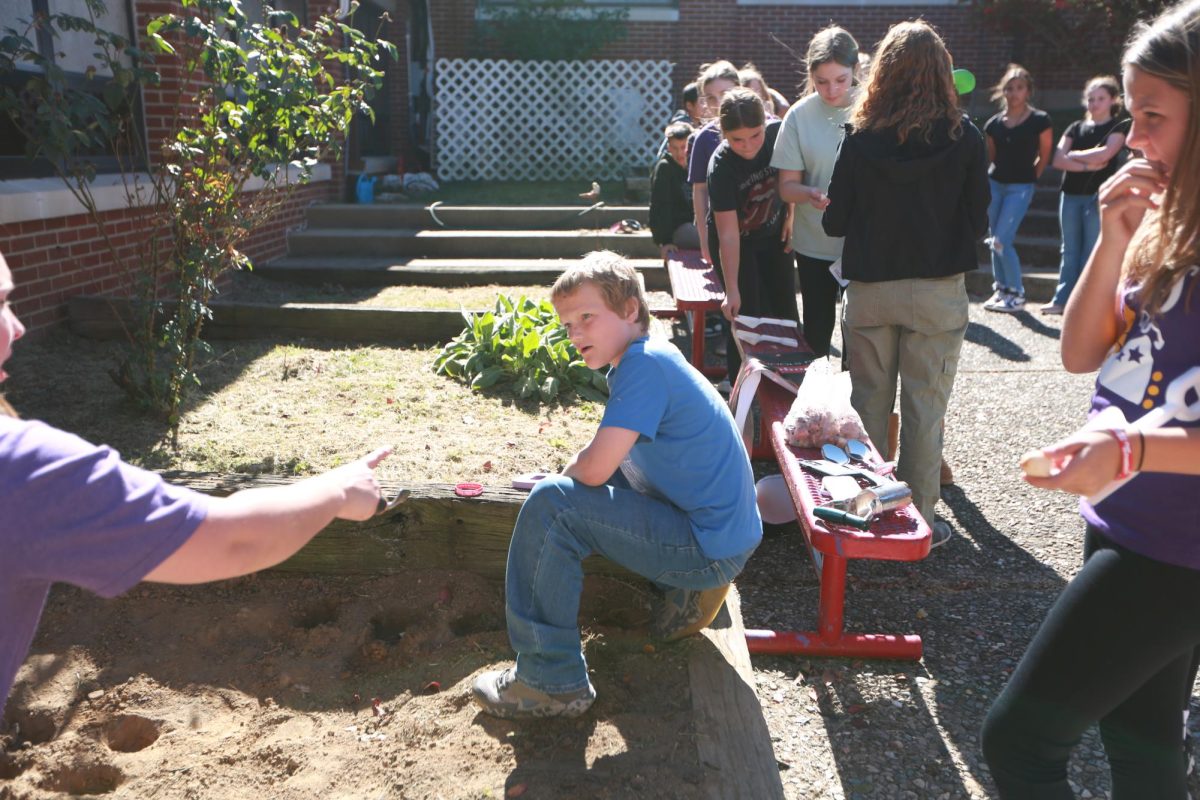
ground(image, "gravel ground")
xmin=736 ymin=298 xmax=1200 ymax=799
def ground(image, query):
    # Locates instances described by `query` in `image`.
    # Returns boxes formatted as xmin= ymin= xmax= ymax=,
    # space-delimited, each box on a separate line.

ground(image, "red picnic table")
xmin=729 ymin=318 xmax=932 ymax=661
xmin=665 ymin=250 xmax=725 ymax=379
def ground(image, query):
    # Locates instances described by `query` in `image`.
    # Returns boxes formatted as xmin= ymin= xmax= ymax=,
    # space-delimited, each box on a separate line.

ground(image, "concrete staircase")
xmin=264 ymin=203 xmax=665 ymax=290
xmin=250 ymin=183 xmax=1069 ymax=342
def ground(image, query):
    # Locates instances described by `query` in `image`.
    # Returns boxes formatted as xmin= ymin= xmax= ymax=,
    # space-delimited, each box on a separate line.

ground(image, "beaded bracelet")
xmin=1106 ymin=428 xmax=1136 ymax=481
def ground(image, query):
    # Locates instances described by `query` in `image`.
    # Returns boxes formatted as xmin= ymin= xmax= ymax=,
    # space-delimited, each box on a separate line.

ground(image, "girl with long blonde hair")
xmin=983 ymin=2 xmax=1200 ymax=794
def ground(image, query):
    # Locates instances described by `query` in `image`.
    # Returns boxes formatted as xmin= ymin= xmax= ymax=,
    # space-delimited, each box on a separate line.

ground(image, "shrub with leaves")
xmin=0 ymin=0 xmax=393 ymax=442
xmin=433 ymin=295 xmax=609 ymax=404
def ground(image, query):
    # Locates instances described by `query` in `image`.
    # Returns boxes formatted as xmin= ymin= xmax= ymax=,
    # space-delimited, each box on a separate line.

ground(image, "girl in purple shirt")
xmin=983 ymin=2 xmax=1200 ymax=795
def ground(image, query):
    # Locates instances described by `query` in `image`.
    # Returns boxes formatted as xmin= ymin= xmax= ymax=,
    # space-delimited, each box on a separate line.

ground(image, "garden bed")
xmin=3 ymin=331 xmax=780 ymax=799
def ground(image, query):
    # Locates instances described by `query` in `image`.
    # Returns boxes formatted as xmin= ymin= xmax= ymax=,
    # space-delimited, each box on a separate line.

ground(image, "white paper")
xmin=734 ymin=315 xmax=798 ymax=330
xmin=735 ymin=330 xmax=799 ymax=347
xmin=828 ymin=258 xmax=848 ymax=288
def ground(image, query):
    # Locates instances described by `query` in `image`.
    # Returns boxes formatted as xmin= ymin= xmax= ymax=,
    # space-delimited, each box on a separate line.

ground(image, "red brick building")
xmin=1 ymin=0 xmax=1094 ymax=333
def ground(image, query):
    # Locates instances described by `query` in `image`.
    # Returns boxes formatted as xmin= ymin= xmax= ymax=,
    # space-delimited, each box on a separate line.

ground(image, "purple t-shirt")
xmin=1 ymin=417 xmax=209 ymax=709
xmin=686 ymin=122 xmax=722 ymax=186
xmin=1081 ymin=266 xmax=1200 ymax=568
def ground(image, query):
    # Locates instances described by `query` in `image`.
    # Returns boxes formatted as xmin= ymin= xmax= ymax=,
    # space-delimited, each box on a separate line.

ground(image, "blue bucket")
xmin=356 ymin=174 xmax=376 ymax=204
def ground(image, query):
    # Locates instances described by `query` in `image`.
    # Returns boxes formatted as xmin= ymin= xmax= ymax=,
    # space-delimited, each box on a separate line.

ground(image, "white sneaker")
xmin=983 ymin=289 xmax=1010 ymax=311
xmin=986 ymin=292 xmax=1025 ymax=314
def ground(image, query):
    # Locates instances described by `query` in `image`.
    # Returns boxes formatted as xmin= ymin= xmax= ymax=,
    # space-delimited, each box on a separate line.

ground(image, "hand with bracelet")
xmin=1022 ymin=425 xmax=1200 ymax=496
xmin=1021 ymin=427 xmax=1143 ymax=496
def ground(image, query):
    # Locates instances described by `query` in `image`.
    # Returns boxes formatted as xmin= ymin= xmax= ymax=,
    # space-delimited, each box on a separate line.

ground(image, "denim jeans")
xmin=987 ymin=180 xmax=1036 ymax=295
xmin=1052 ymin=193 xmax=1100 ymax=307
xmin=506 ymin=473 xmax=754 ymax=694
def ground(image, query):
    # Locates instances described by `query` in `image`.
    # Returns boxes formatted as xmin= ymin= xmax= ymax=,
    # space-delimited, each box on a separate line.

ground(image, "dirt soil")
xmin=1 ymin=571 xmax=706 ymax=800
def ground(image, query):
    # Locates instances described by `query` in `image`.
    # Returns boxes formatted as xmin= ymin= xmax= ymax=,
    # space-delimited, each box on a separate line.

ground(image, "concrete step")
xmin=1029 ymin=185 xmax=1060 ymax=212
xmin=286 ymin=228 xmax=659 ymax=259
xmin=1020 ymin=208 xmax=1061 ymax=238
xmin=257 ymin=256 xmax=669 ymax=292
xmin=969 ymin=265 xmax=1058 ymax=302
xmin=304 ymin=203 xmax=650 ymax=230
xmin=976 ymin=233 xmax=1061 ymax=270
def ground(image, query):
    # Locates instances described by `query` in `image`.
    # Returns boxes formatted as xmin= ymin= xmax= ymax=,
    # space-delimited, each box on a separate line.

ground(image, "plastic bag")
xmin=783 ymin=361 xmax=866 ymax=448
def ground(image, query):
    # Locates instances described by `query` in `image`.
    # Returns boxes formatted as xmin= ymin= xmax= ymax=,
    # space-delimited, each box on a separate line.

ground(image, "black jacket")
xmin=648 ymin=154 xmax=692 ymax=247
xmin=822 ymin=115 xmax=989 ymax=283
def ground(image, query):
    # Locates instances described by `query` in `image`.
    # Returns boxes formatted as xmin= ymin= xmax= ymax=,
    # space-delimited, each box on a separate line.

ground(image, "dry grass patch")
xmin=5 ymin=332 xmax=603 ymax=485
xmin=223 ymin=273 xmax=675 ymax=312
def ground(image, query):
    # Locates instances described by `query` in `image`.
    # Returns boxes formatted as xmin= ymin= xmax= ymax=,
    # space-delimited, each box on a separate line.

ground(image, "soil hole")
xmin=40 ymin=762 xmax=124 ymax=795
xmin=370 ymin=610 xmax=416 ymax=643
xmin=105 ymin=715 xmax=161 ymax=753
xmin=449 ymin=612 xmax=504 ymax=636
xmin=0 ymin=751 xmax=28 ymax=780
xmin=295 ymin=597 xmax=341 ymax=630
xmin=4 ymin=708 xmax=57 ymax=745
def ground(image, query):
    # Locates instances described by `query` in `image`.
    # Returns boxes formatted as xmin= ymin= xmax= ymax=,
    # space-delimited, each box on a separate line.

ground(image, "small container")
xmin=848 ymin=481 xmax=912 ymax=519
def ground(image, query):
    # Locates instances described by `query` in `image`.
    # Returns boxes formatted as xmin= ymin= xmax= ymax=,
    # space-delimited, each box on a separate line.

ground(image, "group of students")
xmin=650 ymin=23 xmax=985 ymax=545
xmin=4 ymin=2 xmax=1200 ymax=796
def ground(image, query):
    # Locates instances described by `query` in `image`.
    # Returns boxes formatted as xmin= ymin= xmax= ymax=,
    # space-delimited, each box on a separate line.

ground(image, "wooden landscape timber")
xmin=164 ymin=471 xmax=784 ymax=799
xmin=164 ymin=473 xmax=561 ymax=579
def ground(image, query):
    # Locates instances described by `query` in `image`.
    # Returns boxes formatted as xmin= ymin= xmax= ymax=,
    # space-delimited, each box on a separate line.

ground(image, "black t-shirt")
xmin=1060 ymin=117 xmax=1131 ymax=195
xmin=985 ymin=109 xmax=1052 ymax=184
xmin=706 ymin=119 xmax=783 ymax=241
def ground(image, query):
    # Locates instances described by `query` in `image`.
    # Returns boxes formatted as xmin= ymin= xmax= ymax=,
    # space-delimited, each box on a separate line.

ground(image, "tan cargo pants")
xmin=843 ymin=274 xmax=968 ymax=526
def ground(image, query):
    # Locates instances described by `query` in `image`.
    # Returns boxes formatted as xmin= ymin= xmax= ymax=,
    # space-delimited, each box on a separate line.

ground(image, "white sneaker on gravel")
xmin=986 ymin=292 xmax=1025 ymax=314
xmin=982 ymin=289 xmax=1006 ymax=308
xmin=930 ymin=521 xmax=953 ymax=549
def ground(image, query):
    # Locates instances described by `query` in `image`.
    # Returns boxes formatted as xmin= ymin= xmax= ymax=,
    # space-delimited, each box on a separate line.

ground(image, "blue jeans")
xmin=505 ymin=473 xmax=754 ymax=694
xmin=987 ymin=180 xmax=1036 ymax=295
xmin=1052 ymin=193 xmax=1100 ymax=307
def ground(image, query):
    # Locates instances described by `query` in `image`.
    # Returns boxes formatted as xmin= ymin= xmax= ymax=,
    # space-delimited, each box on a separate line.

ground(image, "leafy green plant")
xmin=0 ymin=0 xmax=394 ymax=442
xmin=433 ymin=295 xmax=609 ymax=404
xmin=475 ymin=0 xmax=628 ymax=61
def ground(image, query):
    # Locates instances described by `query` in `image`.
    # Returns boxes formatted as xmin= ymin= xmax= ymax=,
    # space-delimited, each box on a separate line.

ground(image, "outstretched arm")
xmin=144 ymin=446 xmax=391 ymax=584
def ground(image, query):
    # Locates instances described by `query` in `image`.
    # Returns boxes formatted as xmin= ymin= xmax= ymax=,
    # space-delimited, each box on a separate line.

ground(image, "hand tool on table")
xmin=797 ymin=458 xmax=889 ymax=487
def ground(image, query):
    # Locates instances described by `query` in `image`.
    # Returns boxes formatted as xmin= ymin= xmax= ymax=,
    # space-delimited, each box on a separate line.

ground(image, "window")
xmin=477 ymin=1 xmax=679 ymax=22
xmin=735 ymin=0 xmax=956 ymax=5
xmin=0 ymin=0 xmax=144 ymax=179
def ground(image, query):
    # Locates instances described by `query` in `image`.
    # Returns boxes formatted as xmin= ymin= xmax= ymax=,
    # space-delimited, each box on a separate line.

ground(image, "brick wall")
xmin=432 ymin=1 xmax=1108 ymax=108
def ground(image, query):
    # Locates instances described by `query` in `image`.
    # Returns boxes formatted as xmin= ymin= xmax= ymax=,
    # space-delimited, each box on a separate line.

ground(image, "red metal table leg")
xmin=743 ymin=554 xmax=923 ymax=660
xmin=690 ymin=309 xmax=706 ymax=368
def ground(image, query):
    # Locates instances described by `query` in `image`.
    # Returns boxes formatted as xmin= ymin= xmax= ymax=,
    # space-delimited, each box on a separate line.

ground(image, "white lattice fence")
xmin=434 ymin=59 xmax=673 ymax=181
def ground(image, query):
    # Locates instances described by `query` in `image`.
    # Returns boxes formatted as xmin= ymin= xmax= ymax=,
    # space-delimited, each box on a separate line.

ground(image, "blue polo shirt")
xmin=600 ymin=337 xmax=761 ymax=559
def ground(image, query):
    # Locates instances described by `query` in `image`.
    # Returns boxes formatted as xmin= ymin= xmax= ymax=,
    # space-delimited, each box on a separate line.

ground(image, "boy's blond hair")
xmin=552 ymin=251 xmax=650 ymax=332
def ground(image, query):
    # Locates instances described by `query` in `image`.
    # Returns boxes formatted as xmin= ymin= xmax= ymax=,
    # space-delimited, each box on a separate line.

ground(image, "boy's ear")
xmin=623 ymin=296 xmax=640 ymax=322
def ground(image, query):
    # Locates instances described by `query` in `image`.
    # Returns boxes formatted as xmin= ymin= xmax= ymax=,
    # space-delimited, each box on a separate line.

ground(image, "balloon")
xmin=756 ymin=475 xmax=797 ymax=525
xmin=953 ymin=68 xmax=976 ymax=95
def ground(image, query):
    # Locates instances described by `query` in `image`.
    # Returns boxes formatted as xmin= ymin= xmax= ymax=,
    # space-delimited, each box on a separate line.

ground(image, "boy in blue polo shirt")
xmin=472 ymin=250 xmax=762 ymax=719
